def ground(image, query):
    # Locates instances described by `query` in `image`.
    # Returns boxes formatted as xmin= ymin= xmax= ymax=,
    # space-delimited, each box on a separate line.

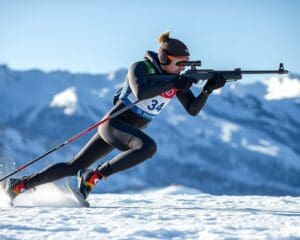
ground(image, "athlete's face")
xmin=161 ymin=55 xmax=189 ymax=74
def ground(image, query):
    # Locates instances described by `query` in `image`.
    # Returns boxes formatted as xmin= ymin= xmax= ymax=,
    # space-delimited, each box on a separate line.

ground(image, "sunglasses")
xmin=167 ymin=55 xmax=189 ymax=65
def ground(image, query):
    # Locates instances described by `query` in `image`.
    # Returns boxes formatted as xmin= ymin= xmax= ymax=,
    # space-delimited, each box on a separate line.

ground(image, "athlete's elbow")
xmin=189 ymin=110 xmax=199 ymax=116
xmin=188 ymin=107 xmax=201 ymax=116
xmin=188 ymin=102 xmax=207 ymax=116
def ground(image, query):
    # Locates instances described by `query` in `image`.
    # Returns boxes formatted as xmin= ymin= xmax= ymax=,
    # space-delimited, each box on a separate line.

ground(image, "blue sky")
xmin=0 ymin=0 xmax=299 ymax=76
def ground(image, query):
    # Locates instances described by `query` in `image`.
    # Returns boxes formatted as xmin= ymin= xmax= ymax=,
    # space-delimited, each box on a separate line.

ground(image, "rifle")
xmin=146 ymin=61 xmax=289 ymax=83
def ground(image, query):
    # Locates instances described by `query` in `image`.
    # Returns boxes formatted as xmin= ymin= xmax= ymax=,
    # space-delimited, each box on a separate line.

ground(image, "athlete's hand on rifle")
xmin=173 ymin=75 xmax=194 ymax=92
xmin=203 ymin=73 xmax=226 ymax=94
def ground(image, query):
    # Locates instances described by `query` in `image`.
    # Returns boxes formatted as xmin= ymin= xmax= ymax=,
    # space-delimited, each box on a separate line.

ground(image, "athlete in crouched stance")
xmin=6 ymin=32 xmax=226 ymax=201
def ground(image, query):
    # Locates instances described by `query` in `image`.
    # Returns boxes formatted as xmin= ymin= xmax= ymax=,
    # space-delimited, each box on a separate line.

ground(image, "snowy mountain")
xmin=0 ymin=64 xmax=299 ymax=195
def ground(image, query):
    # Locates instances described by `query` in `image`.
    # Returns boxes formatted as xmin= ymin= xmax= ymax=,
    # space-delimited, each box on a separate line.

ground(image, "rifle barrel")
xmin=241 ymin=70 xmax=288 ymax=74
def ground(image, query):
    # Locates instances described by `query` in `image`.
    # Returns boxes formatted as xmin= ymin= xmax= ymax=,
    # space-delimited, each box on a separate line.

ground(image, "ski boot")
xmin=77 ymin=169 xmax=106 ymax=199
xmin=5 ymin=178 xmax=27 ymax=203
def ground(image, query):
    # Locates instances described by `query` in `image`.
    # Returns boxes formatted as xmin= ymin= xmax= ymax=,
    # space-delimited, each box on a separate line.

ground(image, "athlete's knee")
xmin=134 ymin=137 xmax=157 ymax=158
xmin=65 ymin=161 xmax=81 ymax=176
xmin=146 ymin=139 xmax=157 ymax=157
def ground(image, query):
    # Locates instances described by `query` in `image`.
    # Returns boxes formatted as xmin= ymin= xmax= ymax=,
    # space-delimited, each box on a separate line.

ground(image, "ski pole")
xmin=0 ymin=100 xmax=140 ymax=182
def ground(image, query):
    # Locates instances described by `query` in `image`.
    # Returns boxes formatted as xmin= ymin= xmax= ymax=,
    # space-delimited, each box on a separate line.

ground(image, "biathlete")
xmin=6 ymin=32 xmax=226 ymax=201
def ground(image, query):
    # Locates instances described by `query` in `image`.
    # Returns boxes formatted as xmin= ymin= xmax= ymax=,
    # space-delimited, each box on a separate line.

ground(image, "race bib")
xmin=122 ymin=88 xmax=177 ymax=120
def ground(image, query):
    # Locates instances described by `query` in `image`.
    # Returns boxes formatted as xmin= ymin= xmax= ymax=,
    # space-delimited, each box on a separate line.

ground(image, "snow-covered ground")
xmin=1 ymin=184 xmax=299 ymax=240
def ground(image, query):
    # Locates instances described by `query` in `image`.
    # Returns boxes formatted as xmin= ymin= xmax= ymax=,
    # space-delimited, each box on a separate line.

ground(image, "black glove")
xmin=203 ymin=73 xmax=226 ymax=94
xmin=173 ymin=75 xmax=193 ymax=91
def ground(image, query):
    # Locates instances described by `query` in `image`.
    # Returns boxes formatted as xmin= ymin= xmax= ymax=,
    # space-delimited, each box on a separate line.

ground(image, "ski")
xmin=66 ymin=182 xmax=90 ymax=208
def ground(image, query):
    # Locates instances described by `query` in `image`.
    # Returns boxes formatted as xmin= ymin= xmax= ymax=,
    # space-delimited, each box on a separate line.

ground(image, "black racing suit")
xmin=24 ymin=51 xmax=210 ymax=189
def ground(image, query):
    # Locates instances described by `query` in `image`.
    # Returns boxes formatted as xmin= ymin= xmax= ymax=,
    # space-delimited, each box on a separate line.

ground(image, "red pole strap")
xmin=18 ymin=165 xmax=26 ymax=171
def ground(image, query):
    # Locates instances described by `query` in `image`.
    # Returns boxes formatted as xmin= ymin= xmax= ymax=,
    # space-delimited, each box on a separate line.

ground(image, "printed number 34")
xmin=147 ymin=100 xmax=165 ymax=112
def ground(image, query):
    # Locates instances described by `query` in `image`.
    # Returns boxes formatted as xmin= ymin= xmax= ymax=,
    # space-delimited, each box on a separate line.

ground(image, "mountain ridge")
xmin=0 ymin=64 xmax=299 ymax=195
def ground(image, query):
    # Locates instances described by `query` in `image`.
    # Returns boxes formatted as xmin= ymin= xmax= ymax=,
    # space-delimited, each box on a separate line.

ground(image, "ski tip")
xmin=66 ymin=182 xmax=90 ymax=208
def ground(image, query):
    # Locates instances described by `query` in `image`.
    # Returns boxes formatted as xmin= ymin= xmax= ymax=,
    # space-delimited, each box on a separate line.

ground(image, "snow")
xmin=0 ymin=64 xmax=300 ymax=240
xmin=91 ymin=87 xmax=110 ymax=98
xmin=108 ymin=71 xmax=117 ymax=80
xmin=218 ymin=121 xmax=239 ymax=143
xmin=50 ymin=87 xmax=78 ymax=115
xmin=212 ymin=88 xmax=222 ymax=95
xmin=241 ymin=138 xmax=279 ymax=157
xmin=0 ymin=185 xmax=299 ymax=240
xmin=263 ymin=76 xmax=300 ymax=100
